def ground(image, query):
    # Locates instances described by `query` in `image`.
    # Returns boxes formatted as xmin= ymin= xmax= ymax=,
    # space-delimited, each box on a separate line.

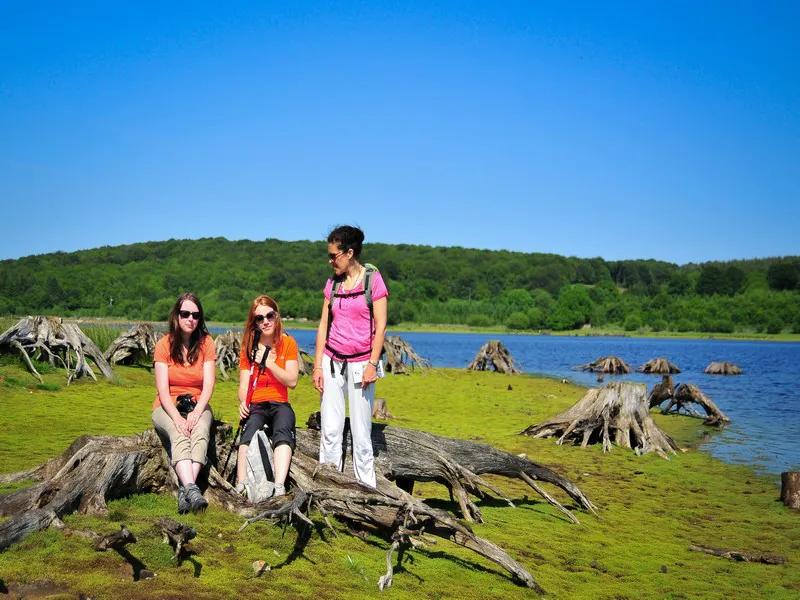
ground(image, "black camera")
xmin=176 ymin=394 xmax=195 ymax=416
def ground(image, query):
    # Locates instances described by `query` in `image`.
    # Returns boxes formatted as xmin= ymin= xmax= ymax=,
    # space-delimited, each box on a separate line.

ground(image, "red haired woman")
xmin=152 ymin=292 xmax=216 ymax=513
xmin=236 ymin=295 xmax=299 ymax=497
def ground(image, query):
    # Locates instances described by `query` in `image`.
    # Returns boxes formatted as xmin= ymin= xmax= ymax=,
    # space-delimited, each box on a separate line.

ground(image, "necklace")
xmin=343 ymin=266 xmax=365 ymax=291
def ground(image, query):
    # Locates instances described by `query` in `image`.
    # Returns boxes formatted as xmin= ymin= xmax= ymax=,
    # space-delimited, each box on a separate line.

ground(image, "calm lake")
xmin=278 ymin=329 xmax=800 ymax=476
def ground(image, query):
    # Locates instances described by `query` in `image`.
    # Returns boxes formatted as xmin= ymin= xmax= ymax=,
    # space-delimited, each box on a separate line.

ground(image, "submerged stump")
xmin=105 ymin=323 xmax=161 ymax=366
xmin=638 ymin=357 xmax=681 ymax=374
xmin=467 ymin=341 xmax=522 ymax=374
xmin=521 ymin=381 xmax=680 ymax=459
xmin=704 ymin=361 xmax=743 ymax=375
xmin=0 ymin=316 xmax=115 ymax=384
xmin=383 ymin=335 xmax=431 ymax=374
xmin=574 ymin=356 xmax=630 ymax=374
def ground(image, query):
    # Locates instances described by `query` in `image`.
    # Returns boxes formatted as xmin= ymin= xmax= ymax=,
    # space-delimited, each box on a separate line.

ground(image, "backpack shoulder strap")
xmin=362 ymin=263 xmax=378 ymax=310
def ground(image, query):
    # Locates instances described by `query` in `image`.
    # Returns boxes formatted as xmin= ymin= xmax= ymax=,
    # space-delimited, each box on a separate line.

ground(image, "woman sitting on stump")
xmin=152 ymin=292 xmax=216 ymax=513
xmin=236 ymin=295 xmax=299 ymax=498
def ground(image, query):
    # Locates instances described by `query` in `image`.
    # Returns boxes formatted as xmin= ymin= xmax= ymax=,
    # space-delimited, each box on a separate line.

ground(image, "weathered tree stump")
xmin=382 ymin=335 xmax=431 ymax=374
xmin=467 ymin=341 xmax=522 ymax=374
xmin=157 ymin=517 xmax=196 ymax=563
xmin=521 ymin=382 xmax=680 ymax=459
xmin=664 ymin=384 xmax=730 ymax=426
xmin=297 ymin=347 xmax=315 ymax=377
xmin=638 ymin=357 xmax=681 ymax=374
xmin=0 ymin=416 xmax=595 ymax=591
xmin=780 ymin=472 xmax=800 ymax=509
xmin=648 ymin=375 xmax=675 ymax=408
xmin=372 ymin=398 xmax=394 ymax=420
xmin=105 ymin=324 xmax=161 ymax=366
xmin=0 ymin=316 xmax=115 ymax=383
xmin=704 ymin=361 xmax=743 ymax=375
xmin=214 ymin=330 xmax=242 ymax=380
xmin=574 ymin=356 xmax=630 ymax=374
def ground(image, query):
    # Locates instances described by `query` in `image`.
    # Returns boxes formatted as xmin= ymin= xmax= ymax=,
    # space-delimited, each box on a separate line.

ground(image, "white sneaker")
xmin=273 ymin=483 xmax=285 ymax=497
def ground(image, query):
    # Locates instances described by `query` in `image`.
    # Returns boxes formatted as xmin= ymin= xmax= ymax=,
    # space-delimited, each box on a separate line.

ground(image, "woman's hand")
xmin=264 ymin=347 xmax=278 ymax=370
xmin=313 ymin=368 xmax=324 ymax=394
xmin=173 ymin=413 xmax=191 ymax=437
xmin=239 ymin=401 xmax=250 ymax=421
xmin=362 ymin=362 xmax=377 ymax=389
xmin=185 ymin=409 xmax=201 ymax=432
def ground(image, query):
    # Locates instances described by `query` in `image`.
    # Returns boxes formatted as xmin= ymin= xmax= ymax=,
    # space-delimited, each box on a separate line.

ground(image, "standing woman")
xmin=313 ymin=225 xmax=388 ymax=487
xmin=152 ymin=292 xmax=216 ymax=513
xmin=236 ymin=295 xmax=299 ymax=497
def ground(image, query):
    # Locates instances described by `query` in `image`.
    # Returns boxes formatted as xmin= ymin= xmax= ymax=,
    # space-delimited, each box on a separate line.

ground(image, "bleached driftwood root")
xmin=467 ymin=341 xmax=522 ymax=374
xmin=105 ymin=323 xmax=161 ymax=366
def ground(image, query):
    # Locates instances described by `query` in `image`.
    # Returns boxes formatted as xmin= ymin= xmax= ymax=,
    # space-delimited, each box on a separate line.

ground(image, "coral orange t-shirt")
xmin=239 ymin=333 xmax=298 ymax=404
xmin=152 ymin=335 xmax=216 ymax=410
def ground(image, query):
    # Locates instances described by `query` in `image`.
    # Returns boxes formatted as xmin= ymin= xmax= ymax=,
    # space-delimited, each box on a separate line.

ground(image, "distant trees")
xmin=0 ymin=239 xmax=797 ymax=334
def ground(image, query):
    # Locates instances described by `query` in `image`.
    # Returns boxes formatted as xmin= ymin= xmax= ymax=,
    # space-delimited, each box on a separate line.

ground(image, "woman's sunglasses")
xmin=179 ymin=310 xmax=201 ymax=320
xmin=254 ymin=311 xmax=278 ymax=324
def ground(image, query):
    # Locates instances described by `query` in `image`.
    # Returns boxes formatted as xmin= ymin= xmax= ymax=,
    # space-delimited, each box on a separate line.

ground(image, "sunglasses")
xmin=179 ymin=310 xmax=201 ymax=320
xmin=254 ymin=311 xmax=278 ymax=324
xmin=328 ymin=251 xmax=345 ymax=261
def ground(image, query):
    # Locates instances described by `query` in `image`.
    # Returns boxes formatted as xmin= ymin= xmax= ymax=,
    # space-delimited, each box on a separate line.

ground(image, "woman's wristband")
xmin=313 ymin=366 xmax=323 ymax=371
xmin=368 ymin=360 xmax=379 ymax=368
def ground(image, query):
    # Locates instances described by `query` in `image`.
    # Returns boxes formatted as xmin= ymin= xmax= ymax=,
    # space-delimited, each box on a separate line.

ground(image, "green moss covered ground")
xmin=0 ymin=359 xmax=798 ymax=599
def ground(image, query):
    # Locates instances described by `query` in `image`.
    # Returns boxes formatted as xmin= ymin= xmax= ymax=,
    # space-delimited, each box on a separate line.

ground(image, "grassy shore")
xmin=0 ymin=356 xmax=798 ymax=599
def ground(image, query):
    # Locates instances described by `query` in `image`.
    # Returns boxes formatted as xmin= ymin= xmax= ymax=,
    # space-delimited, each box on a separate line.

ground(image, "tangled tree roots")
xmin=648 ymin=376 xmax=675 ymax=408
xmin=214 ymin=330 xmax=242 ymax=380
xmin=638 ymin=357 xmax=681 ymax=374
xmin=0 ymin=316 xmax=115 ymax=384
xmin=383 ymin=335 xmax=431 ymax=374
xmin=704 ymin=361 xmax=743 ymax=375
xmin=467 ymin=341 xmax=522 ymax=374
xmin=666 ymin=384 xmax=731 ymax=426
xmin=0 ymin=417 xmax=595 ymax=591
xmin=521 ymin=382 xmax=680 ymax=459
xmin=574 ymin=356 xmax=630 ymax=374
xmin=105 ymin=323 xmax=161 ymax=366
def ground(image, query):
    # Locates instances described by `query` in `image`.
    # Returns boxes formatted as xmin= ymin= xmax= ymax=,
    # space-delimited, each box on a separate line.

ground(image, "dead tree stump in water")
xmin=214 ymin=330 xmax=242 ymax=379
xmin=105 ymin=323 xmax=161 ymax=366
xmin=704 ymin=361 xmax=743 ymax=375
xmin=0 ymin=316 xmax=115 ymax=384
xmin=521 ymin=382 xmax=680 ymax=459
xmin=648 ymin=376 xmax=675 ymax=408
xmin=574 ymin=356 xmax=630 ymax=374
xmin=780 ymin=472 xmax=800 ymax=509
xmin=467 ymin=341 xmax=522 ymax=374
xmin=638 ymin=358 xmax=681 ymax=374
xmin=383 ymin=335 xmax=431 ymax=374
xmin=664 ymin=384 xmax=730 ymax=426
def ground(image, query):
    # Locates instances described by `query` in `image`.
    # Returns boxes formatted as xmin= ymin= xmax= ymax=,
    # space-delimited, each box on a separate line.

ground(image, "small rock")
xmin=660 ymin=565 xmax=668 ymax=573
xmin=507 ymin=384 xmax=513 ymax=391
xmin=517 ymin=453 xmax=527 ymax=459
xmin=138 ymin=570 xmax=156 ymax=580
xmin=634 ymin=471 xmax=644 ymax=475
xmin=252 ymin=560 xmax=270 ymax=576
xmin=217 ymin=532 xmax=223 ymax=538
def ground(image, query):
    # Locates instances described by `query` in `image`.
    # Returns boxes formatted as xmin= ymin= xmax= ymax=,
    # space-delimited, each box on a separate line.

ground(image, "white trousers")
xmin=319 ymin=354 xmax=376 ymax=487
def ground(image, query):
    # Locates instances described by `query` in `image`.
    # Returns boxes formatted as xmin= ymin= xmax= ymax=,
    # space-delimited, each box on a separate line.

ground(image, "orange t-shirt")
xmin=239 ymin=333 xmax=298 ymax=404
xmin=152 ymin=335 xmax=216 ymax=410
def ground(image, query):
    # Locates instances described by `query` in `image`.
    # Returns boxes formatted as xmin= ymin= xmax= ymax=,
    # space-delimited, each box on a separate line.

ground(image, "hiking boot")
xmin=177 ymin=486 xmax=191 ymax=514
xmin=184 ymin=483 xmax=208 ymax=511
xmin=273 ymin=482 xmax=286 ymax=497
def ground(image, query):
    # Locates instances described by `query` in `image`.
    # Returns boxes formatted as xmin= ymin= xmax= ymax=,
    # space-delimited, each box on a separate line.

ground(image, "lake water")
xmin=275 ymin=329 xmax=799 ymax=476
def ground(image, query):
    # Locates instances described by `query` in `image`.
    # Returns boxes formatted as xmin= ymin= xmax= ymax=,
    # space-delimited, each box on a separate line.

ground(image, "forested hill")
xmin=1 ymin=238 xmax=798 ymax=333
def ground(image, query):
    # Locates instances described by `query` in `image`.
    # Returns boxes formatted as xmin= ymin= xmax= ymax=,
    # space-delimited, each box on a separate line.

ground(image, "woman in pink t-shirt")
xmin=313 ymin=225 xmax=388 ymax=487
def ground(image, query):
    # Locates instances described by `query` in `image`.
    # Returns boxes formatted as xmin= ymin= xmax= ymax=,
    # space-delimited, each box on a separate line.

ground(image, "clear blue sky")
xmin=1 ymin=1 xmax=798 ymax=264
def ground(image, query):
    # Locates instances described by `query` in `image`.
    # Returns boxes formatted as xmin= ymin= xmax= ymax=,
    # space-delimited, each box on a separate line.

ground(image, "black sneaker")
xmin=177 ymin=486 xmax=191 ymax=514
xmin=184 ymin=483 xmax=208 ymax=511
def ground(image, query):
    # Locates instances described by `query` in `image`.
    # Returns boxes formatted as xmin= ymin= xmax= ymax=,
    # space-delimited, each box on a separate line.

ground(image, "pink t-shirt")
xmin=323 ymin=270 xmax=388 ymax=361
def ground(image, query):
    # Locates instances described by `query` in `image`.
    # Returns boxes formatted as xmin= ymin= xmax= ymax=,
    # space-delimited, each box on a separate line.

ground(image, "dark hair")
xmin=327 ymin=225 xmax=364 ymax=258
xmin=241 ymin=295 xmax=284 ymax=363
xmin=167 ymin=292 xmax=209 ymax=365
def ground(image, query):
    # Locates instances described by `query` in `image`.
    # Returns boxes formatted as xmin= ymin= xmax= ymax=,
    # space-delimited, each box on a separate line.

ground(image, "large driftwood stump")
xmin=574 ymin=356 xmax=630 ymax=374
xmin=0 ymin=417 xmax=595 ymax=591
xmin=382 ymin=335 xmax=431 ymax=374
xmin=662 ymin=384 xmax=730 ymax=426
xmin=0 ymin=316 xmax=115 ymax=384
xmin=467 ymin=341 xmax=522 ymax=374
xmin=521 ymin=382 xmax=680 ymax=459
xmin=780 ymin=472 xmax=800 ymax=509
xmin=297 ymin=347 xmax=314 ymax=377
xmin=638 ymin=357 xmax=681 ymax=374
xmin=214 ymin=330 xmax=242 ymax=380
xmin=704 ymin=361 xmax=743 ymax=375
xmin=648 ymin=375 xmax=675 ymax=408
xmin=105 ymin=323 xmax=161 ymax=366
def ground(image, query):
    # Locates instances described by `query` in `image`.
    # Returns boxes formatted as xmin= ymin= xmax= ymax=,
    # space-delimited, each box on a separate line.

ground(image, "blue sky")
xmin=1 ymin=1 xmax=798 ymax=264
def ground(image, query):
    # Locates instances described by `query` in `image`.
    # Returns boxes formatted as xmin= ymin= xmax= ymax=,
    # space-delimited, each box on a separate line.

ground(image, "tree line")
xmin=0 ymin=237 xmax=798 ymax=333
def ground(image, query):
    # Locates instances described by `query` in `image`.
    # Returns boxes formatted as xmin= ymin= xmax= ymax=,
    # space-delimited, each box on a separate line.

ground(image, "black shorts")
xmin=239 ymin=401 xmax=296 ymax=450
